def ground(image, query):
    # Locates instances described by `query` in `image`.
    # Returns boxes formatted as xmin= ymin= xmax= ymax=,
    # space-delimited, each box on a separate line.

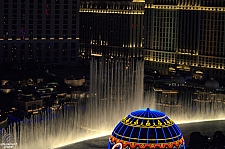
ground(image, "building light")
xmin=146 ymin=5 xmax=225 ymax=12
xmin=79 ymin=8 xmax=144 ymax=15
xmin=91 ymin=53 xmax=102 ymax=57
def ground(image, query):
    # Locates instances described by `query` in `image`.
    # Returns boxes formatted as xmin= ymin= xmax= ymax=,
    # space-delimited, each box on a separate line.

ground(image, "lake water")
xmin=58 ymin=120 xmax=225 ymax=149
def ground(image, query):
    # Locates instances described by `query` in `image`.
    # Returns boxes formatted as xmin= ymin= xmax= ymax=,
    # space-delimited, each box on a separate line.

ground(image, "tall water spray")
xmin=79 ymin=58 xmax=154 ymax=132
xmin=0 ymin=58 xmax=153 ymax=149
xmin=155 ymin=88 xmax=225 ymax=123
xmin=1 ymin=58 xmax=225 ymax=149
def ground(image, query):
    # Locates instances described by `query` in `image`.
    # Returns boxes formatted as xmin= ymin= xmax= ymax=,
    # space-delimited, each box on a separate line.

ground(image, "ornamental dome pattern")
xmin=108 ymin=108 xmax=185 ymax=149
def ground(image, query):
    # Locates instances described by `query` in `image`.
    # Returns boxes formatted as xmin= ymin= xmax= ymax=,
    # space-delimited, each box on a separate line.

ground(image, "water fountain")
xmin=1 ymin=58 xmax=225 ymax=149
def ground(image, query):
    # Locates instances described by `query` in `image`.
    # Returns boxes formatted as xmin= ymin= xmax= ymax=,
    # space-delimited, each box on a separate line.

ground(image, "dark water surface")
xmin=59 ymin=120 xmax=225 ymax=149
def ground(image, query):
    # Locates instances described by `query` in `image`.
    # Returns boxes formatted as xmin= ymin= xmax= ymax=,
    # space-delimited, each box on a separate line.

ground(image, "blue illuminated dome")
xmin=108 ymin=108 xmax=185 ymax=149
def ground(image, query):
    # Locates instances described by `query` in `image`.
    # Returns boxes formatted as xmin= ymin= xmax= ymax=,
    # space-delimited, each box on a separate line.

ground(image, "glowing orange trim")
xmin=109 ymin=135 xmax=185 ymax=149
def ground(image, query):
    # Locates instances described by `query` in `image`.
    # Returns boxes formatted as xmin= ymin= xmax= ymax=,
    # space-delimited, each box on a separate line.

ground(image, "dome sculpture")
xmin=204 ymin=78 xmax=219 ymax=89
xmin=108 ymin=108 xmax=185 ymax=149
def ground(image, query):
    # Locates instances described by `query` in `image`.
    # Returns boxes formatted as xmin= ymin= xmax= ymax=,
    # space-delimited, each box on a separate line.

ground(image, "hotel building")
xmin=79 ymin=0 xmax=145 ymax=60
xmin=144 ymin=0 xmax=225 ymax=81
xmin=0 ymin=0 xmax=80 ymax=65
xmin=79 ymin=0 xmax=225 ymax=82
xmin=1 ymin=0 xmax=225 ymax=82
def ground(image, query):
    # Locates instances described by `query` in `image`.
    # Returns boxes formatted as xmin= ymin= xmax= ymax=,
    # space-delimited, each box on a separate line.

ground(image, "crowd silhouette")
xmin=188 ymin=131 xmax=225 ymax=149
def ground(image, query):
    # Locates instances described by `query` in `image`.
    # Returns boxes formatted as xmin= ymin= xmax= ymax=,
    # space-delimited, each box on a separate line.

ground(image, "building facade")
xmin=79 ymin=0 xmax=145 ymax=61
xmin=0 ymin=0 xmax=80 ymax=66
xmin=1 ymin=0 xmax=225 ymax=82
xmin=144 ymin=0 xmax=225 ymax=82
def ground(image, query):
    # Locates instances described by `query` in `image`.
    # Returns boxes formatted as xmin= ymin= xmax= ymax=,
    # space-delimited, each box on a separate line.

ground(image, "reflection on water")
xmin=59 ymin=120 xmax=225 ymax=149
